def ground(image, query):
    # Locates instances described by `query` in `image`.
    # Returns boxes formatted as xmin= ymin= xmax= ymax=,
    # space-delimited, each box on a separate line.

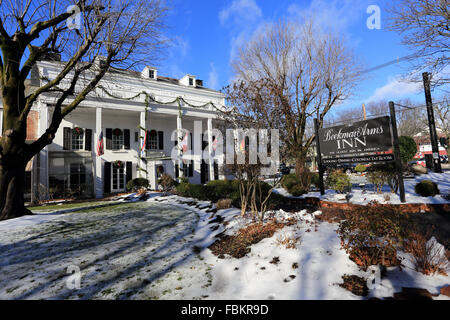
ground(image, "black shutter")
xmin=85 ymin=129 xmax=92 ymax=151
xmin=190 ymin=133 xmax=193 ymax=150
xmin=146 ymin=130 xmax=150 ymax=149
xmin=202 ymin=134 xmax=208 ymax=150
xmin=214 ymin=161 xmax=219 ymax=180
xmin=175 ymin=164 xmax=179 ymax=178
xmin=124 ymin=129 xmax=130 ymax=150
xmin=104 ymin=162 xmax=111 ymax=194
xmin=189 ymin=160 xmax=193 ymax=177
xmin=135 ymin=131 xmax=138 ymax=142
xmin=126 ymin=161 xmax=132 ymax=185
xmin=158 ymin=131 xmax=164 ymax=150
xmin=63 ymin=127 xmax=71 ymax=150
xmin=106 ymin=128 xmax=112 ymax=150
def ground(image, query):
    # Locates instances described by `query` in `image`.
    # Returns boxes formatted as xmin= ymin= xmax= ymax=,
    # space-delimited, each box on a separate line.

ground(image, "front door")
xmin=112 ymin=163 xmax=126 ymax=192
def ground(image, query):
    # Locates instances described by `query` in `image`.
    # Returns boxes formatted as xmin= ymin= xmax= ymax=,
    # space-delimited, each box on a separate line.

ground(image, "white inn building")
xmin=1 ymin=58 xmax=226 ymax=202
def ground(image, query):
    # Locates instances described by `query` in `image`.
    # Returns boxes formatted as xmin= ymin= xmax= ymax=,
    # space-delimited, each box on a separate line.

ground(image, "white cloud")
xmin=287 ymin=0 xmax=368 ymax=37
xmin=366 ymin=76 xmax=422 ymax=102
xmin=208 ymin=63 xmax=219 ymax=90
xmin=219 ymin=0 xmax=262 ymax=26
xmin=218 ymin=0 xmax=265 ymax=64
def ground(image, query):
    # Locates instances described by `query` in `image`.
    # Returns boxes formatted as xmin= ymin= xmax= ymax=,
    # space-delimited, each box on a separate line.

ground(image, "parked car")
xmin=279 ymin=163 xmax=291 ymax=175
xmin=328 ymin=163 xmax=355 ymax=174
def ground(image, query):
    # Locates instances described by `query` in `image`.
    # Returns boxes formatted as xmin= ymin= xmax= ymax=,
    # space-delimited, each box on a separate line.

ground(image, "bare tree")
xmin=0 ymin=0 xmax=168 ymax=220
xmin=387 ymin=0 xmax=450 ymax=84
xmin=232 ymin=20 xmax=363 ymax=175
xmin=434 ymin=96 xmax=450 ymax=155
xmin=221 ymin=79 xmax=282 ymax=221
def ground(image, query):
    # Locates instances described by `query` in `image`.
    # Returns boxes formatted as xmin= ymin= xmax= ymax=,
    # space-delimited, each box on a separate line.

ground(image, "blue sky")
xmin=157 ymin=0 xmax=448 ymax=114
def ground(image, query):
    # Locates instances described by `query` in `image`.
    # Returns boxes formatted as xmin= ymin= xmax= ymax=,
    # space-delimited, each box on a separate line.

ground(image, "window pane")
xmin=71 ymin=131 xmax=84 ymax=150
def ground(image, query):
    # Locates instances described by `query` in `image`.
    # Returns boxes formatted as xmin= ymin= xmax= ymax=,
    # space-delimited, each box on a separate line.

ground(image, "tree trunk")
xmin=0 ymin=161 xmax=32 ymax=220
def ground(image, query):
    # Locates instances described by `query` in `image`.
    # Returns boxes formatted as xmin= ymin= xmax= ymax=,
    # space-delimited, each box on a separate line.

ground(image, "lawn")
xmin=1 ymin=194 xmax=449 ymax=300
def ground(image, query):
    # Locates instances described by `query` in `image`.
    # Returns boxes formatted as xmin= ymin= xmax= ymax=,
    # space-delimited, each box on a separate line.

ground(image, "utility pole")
xmin=362 ymin=104 xmax=367 ymax=120
xmin=314 ymin=119 xmax=325 ymax=196
xmin=389 ymin=102 xmax=406 ymax=203
xmin=422 ymin=72 xmax=442 ymax=173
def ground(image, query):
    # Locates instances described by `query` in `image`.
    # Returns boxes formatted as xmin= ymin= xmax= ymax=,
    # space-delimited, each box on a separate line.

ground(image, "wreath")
xmin=113 ymin=160 xmax=123 ymax=168
xmin=113 ymin=128 xmax=123 ymax=136
xmin=72 ymin=127 xmax=84 ymax=136
xmin=157 ymin=165 xmax=165 ymax=174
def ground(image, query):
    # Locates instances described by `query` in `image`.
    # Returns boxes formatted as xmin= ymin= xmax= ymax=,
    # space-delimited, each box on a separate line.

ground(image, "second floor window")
xmin=71 ymin=131 xmax=84 ymax=150
xmin=112 ymin=129 xmax=124 ymax=150
xmin=148 ymin=131 xmax=158 ymax=150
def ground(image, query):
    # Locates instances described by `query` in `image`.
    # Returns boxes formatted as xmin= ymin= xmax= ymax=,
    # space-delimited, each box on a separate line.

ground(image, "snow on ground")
xmin=274 ymin=172 xmax=450 ymax=205
xmin=0 ymin=193 xmax=448 ymax=300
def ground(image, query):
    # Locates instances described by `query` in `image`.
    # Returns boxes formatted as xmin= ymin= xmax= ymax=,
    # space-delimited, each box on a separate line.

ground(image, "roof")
xmin=36 ymin=60 xmax=222 ymax=94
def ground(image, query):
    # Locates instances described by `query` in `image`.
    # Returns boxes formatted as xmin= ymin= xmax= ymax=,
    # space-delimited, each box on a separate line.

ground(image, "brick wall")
xmin=26 ymin=110 xmax=39 ymax=141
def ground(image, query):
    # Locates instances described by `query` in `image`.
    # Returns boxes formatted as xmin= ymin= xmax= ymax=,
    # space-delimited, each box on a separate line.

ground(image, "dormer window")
xmin=142 ymin=66 xmax=157 ymax=79
xmin=179 ymin=74 xmax=196 ymax=86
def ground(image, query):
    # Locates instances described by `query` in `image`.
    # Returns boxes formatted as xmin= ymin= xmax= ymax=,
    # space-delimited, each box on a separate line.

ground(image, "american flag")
xmin=141 ymin=130 xmax=147 ymax=158
xmin=96 ymin=131 xmax=104 ymax=156
xmin=180 ymin=132 xmax=189 ymax=153
xmin=212 ymin=137 xmax=218 ymax=151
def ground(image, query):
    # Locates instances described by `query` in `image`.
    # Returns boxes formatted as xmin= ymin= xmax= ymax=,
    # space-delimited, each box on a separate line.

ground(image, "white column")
xmin=139 ymin=111 xmax=146 ymax=179
xmin=207 ymin=118 xmax=214 ymax=181
xmin=94 ymin=107 xmax=103 ymax=198
xmin=38 ymin=102 xmax=49 ymax=198
xmin=177 ymin=113 xmax=183 ymax=179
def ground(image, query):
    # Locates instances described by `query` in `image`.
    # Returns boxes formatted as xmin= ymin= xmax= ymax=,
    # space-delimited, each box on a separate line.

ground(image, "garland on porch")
xmin=96 ymin=85 xmax=225 ymax=175
xmin=96 ymin=85 xmax=225 ymax=122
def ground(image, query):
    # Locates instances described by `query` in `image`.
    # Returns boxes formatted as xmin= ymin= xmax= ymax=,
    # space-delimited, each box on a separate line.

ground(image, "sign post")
xmin=389 ymin=101 xmax=406 ymax=203
xmin=422 ymin=72 xmax=442 ymax=173
xmin=314 ymin=119 xmax=325 ymax=195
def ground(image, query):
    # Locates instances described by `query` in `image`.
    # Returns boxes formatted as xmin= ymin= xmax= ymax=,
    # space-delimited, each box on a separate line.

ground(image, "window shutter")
xmin=135 ymin=132 xmax=138 ymax=142
xmin=214 ymin=162 xmax=219 ymax=180
xmin=146 ymin=130 xmax=150 ymax=149
xmin=104 ymin=162 xmax=111 ymax=193
xmin=190 ymin=133 xmax=193 ymax=150
xmin=85 ymin=129 xmax=92 ymax=151
xmin=158 ymin=131 xmax=164 ymax=150
xmin=124 ymin=129 xmax=130 ymax=150
xmin=63 ymin=127 xmax=71 ymax=150
xmin=202 ymin=134 xmax=208 ymax=150
xmin=105 ymin=128 xmax=112 ymax=150
xmin=126 ymin=162 xmax=132 ymax=185
xmin=175 ymin=164 xmax=179 ymax=178
xmin=189 ymin=160 xmax=193 ymax=177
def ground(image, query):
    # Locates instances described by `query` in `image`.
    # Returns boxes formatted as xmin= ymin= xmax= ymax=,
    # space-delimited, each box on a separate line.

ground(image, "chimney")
xmin=41 ymin=52 xmax=61 ymax=61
